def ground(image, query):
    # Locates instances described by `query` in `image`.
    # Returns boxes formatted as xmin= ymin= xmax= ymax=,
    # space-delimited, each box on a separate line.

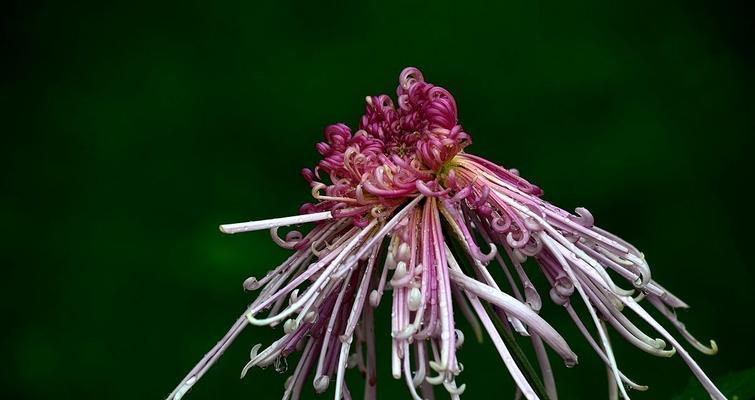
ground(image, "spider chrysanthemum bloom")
xmin=168 ymin=68 xmax=724 ymax=400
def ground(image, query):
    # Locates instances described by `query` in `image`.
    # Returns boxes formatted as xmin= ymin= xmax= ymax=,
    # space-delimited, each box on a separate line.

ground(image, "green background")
xmin=2 ymin=1 xmax=753 ymax=399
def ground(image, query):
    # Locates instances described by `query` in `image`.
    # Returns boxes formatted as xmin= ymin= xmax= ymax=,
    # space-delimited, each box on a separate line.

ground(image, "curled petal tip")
xmin=369 ymin=290 xmax=381 ymax=307
xmin=243 ymin=277 xmax=260 ymax=291
xmin=425 ymin=373 xmax=444 ymax=385
xmin=313 ymin=375 xmax=330 ymax=393
xmin=477 ymin=242 xmax=497 ymax=263
xmin=706 ymin=340 xmax=719 ymax=355
xmin=245 ymin=312 xmax=260 ymax=325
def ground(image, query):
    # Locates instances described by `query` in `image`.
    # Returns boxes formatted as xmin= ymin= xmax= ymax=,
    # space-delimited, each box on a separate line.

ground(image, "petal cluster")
xmin=301 ymin=68 xmax=470 ymax=226
xmin=168 ymin=68 xmax=724 ymax=400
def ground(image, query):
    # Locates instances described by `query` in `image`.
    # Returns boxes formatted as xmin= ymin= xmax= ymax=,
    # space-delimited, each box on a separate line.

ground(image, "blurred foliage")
xmin=1 ymin=0 xmax=753 ymax=399
xmin=675 ymin=368 xmax=755 ymax=400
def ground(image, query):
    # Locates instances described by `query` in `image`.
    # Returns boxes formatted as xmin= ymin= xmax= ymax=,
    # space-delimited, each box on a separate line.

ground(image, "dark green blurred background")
xmin=2 ymin=1 xmax=753 ymax=399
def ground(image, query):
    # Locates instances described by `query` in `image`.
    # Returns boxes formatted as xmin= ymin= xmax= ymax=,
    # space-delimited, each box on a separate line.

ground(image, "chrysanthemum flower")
xmin=167 ymin=68 xmax=724 ymax=400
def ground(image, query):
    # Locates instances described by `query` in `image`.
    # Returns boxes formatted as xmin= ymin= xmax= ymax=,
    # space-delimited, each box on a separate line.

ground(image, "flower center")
xmin=300 ymin=68 xmax=472 ymax=220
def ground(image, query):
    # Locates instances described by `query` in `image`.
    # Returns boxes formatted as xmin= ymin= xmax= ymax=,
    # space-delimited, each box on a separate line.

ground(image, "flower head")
xmin=168 ymin=68 xmax=724 ymax=400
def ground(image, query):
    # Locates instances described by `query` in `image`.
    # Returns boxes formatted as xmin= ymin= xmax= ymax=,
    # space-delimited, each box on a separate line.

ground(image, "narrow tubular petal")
xmin=462 ymin=288 xmax=539 ymax=399
xmin=430 ymin=199 xmax=457 ymax=373
xmin=315 ymin=270 xmax=357 ymax=386
xmin=564 ymin=305 xmax=648 ymax=391
xmin=621 ymin=297 xmax=726 ymax=400
xmin=220 ymin=211 xmax=333 ymax=234
xmin=531 ymin=334 xmax=557 ymax=400
xmin=363 ymin=300 xmax=377 ymax=400
xmin=646 ymin=296 xmax=718 ymax=355
xmin=445 ymin=244 xmax=577 ymax=366
xmin=248 ymin=220 xmax=377 ymax=326
xmin=540 ymin=234 xmax=630 ymax=399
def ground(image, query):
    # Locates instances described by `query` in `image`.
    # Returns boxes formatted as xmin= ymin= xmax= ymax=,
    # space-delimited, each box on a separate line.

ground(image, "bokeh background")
xmin=2 ymin=0 xmax=753 ymax=399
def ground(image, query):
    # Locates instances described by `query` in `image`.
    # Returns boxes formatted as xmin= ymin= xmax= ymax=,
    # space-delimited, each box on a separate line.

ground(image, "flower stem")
xmin=483 ymin=301 xmax=552 ymax=400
